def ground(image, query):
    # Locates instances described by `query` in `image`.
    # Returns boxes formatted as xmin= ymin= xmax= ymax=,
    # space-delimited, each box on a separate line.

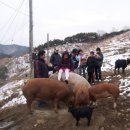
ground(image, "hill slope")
xmin=0 ymin=31 xmax=130 ymax=130
xmin=0 ymin=44 xmax=29 ymax=57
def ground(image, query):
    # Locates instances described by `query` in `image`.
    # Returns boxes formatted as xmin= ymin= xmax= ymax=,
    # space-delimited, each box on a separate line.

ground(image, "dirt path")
xmin=0 ymin=95 xmax=130 ymax=130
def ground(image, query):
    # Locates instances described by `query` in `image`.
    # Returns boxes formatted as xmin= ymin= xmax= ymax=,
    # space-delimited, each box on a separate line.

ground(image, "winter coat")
xmin=50 ymin=53 xmax=61 ymax=67
xmin=95 ymin=52 xmax=103 ymax=67
xmin=59 ymin=59 xmax=74 ymax=71
xmin=34 ymin=59 xmax=49 ymax=78
xmin=71 ymin=55 xmax=79 ymax=69
xmin=77 ymin=54 xmax=86 ymax=67
xmin=86 ymin=56 xmax=97 ymax=72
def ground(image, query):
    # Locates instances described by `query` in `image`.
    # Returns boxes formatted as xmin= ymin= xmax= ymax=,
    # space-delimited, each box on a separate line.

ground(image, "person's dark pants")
xmin=95 ymin=66 xmax=102 ymax=80
xmin=79 ymin=65 xmax=86 ymax=78
xmin=88 ymin=71 xmax=94 ymax=83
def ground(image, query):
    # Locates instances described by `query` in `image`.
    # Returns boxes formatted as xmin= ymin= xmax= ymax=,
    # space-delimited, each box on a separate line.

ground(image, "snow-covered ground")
xmin=0 ymin=34 xmax=130 ymax=109
xmin=102 ymin=39 xmax=130 ymax=72
xmin=7 ymin=54 xmax=30 ymax=79
xmin=0 ymin=80 xmax=26 ymax=109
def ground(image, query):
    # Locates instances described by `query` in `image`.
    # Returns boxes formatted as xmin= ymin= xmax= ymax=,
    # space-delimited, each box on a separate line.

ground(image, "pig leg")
xmin=76 ymin=118 xmax=80 ymax=126
xmin=113 ymin=98 xmax=117 ymax=109
xmin=113 ymin=101 xmax=117 ymax=109
xmin=111 ymin=95 xmax=118 ymax=109
xmin=54 ymin=98 xmax=59 ymax=113
xmin=87 ymin=116 xmax=91 ymax=126
xmin=122 ymin=67 xmax=125 ymax=74
xmin=90 ymin=95 xmax=96 ymax=106
xmin=118 ymin=68 xmax=120 ymax=73
xmin=114 ymin=68 xmax=116 ymax=74
xmin=26 ymin=98 xmax=33 ymax=114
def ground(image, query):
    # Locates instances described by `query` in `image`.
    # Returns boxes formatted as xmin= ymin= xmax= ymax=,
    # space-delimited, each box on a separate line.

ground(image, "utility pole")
xmin=29 ymin=0 xmax=33 ymax=78
xmin=47 ymin=33 xmax=49 ymax=63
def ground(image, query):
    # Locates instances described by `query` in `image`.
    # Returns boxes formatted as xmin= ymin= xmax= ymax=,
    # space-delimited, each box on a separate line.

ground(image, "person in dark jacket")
xmin=86 ymin=51 xmax=97 ymax=84
xmin=34 ymin=50 xmax=51 ymax=107
xmin=71 ymin=49 xmax=79 ymax=71
xmin=34 ymin=50 xmax=49 ymax=78
xmin=95 ymin=47 xmax=104 ymax=81
xmin=58 ymin=51 xmax=73 ymax=84
xmin=50 ymin=48 xmax=61 ymax=73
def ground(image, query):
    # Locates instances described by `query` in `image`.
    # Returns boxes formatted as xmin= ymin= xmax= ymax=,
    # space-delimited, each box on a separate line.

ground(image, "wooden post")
xmin=47 ymin=33 xmax=49 ymax=63
xmin=29 ymin=0 xmax=33 ymax=78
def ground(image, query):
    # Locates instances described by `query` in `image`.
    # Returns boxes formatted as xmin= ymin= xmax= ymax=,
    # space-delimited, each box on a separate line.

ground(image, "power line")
xmin=0 ymin=0 xmax=28 ymax=16
xmin=0 ymin=0 xmax=46 ymax=47
xmin=0 ymin=8 xmax=21 ymax=31
xmin=11 ymin=0 xmax=29 ymax=44
xmin=0 ymin=0 xmax=28 ymax=31
xmin=0 ymin=0 xmax=26 ymax=44
xmin=5 ymin=23 xmax=28 ymax=45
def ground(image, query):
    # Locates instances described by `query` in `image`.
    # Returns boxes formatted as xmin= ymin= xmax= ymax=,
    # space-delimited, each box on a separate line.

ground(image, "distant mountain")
xmin=0 ymin=53 xmax=11 ymax=58
xmin=0 ymin=44 xmax=29 ymax=57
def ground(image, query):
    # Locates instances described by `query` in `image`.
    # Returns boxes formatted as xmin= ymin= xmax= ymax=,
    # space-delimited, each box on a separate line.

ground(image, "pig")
xmin=89 ymin=83 xmax=120 ymax=109
xmin=68 ymin=106 xmax=94 ymax=126
xmin=74 ymin=85 xmax=90 ymax=106
xmin=115 ymin=59 xmax=130 ymax=74
xmin=22 ymin=78 xmax=74 ymax=113
xmin=49 ymin=72 xmax=91 ymax=106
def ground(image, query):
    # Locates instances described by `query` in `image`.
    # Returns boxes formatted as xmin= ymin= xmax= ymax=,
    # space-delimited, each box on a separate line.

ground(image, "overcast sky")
xmin=0 ymin=0 xmax=130 ymax=47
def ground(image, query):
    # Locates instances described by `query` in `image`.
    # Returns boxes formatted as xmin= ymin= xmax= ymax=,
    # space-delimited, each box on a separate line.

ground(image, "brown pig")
xmin=89 ymin=83 xmax=120 ymax=109
xmin=50 ymin=72 xmax=91 ymax=106
xmin=22 ymin=78 xmax=74 ymax=113
xmin=74 ymin=84 xmax=90 ymax=106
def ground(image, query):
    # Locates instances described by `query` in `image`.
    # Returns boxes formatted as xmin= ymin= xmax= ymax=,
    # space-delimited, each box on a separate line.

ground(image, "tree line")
xmin=36 ymin=29 xmax=130 ymax=50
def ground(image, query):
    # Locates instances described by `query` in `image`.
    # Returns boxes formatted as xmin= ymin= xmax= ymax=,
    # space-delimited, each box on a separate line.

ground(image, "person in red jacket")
xmin=34 ymin=50 xmax=49 ymax=78
xmin=58 ymin=51 xmax=73 ymax=84
xmin=34 ymin=50 xmax=53 ymax=107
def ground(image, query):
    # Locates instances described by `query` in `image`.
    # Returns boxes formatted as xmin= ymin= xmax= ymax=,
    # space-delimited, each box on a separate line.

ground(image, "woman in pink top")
xmin=58 ymin=51 xmax=73 ymax=84
xmin=77 ymin=49 xmax=87 ymax=78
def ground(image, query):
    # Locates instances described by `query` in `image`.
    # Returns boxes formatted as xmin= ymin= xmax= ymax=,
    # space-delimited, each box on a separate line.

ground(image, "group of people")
xmin=86 ymin=48 xmax=103 ymax=84
xmin=34 ymin=47 xmax=103 ymax=85
xmin=33 ymin=47 xmax=103 ymax=107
